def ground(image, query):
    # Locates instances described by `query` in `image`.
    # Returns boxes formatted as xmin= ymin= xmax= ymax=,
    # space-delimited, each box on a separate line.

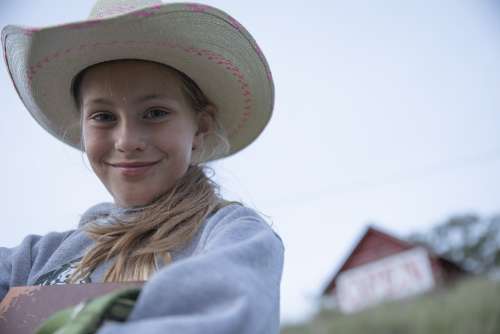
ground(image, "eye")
xmin=143 ymin=108 xmax=170 ymax=120
xmin=89 ymin=112 xmax=116 ymax=123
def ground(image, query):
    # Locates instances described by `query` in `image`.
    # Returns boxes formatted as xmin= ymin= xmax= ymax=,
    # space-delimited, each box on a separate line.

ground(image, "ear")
xmin=192 ymin=105 xmax=215 ymax=151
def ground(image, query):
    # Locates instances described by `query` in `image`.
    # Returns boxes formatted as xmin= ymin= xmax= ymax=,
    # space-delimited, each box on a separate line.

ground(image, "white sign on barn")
xmin=336 ymin=247 xmax=435 ymax=313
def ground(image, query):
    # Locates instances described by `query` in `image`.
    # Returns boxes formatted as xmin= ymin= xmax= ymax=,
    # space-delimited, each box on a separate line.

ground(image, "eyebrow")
xmin=83 ymin=94 xmax=174 ymax=106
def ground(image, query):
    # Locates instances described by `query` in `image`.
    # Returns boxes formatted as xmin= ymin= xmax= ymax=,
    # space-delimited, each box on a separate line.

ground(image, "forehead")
xmin=78 ymin=60 xmax=185 ymax=100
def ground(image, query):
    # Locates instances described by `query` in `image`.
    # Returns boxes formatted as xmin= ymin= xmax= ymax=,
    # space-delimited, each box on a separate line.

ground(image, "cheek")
xmin=82 ymin=127 xmax=109 ymax=167
xmin=154 ymin=125 xmax=196 ymax=157
xmin=156 ymin=136 xmax=193 ymax=164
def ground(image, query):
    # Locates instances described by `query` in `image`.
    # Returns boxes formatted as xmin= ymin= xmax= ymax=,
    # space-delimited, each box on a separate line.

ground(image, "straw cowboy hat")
xmin=1 ymin=0 xmax=274 ymax=160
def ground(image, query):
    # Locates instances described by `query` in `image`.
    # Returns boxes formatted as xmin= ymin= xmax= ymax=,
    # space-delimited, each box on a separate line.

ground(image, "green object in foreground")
xmin=36 ymin=287 xmax=141 ymax=334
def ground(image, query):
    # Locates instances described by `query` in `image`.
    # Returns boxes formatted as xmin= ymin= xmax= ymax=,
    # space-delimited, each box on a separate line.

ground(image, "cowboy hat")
xmin=1 ymin=0 xmax=274 ymax=161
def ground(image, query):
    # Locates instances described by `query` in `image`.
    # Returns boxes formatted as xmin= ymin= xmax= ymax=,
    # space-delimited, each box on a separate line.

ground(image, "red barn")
xmin=322 ymin=225 xmax=466 ymax=313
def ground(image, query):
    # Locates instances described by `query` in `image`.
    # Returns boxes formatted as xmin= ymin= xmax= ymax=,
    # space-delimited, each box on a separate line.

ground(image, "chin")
xmin=115 ymin=193 xmax=156 ymax=208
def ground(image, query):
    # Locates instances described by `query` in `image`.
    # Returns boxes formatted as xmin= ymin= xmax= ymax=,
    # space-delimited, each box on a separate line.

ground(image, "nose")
xmin=114 ymin=119 xmax=147 ymax=153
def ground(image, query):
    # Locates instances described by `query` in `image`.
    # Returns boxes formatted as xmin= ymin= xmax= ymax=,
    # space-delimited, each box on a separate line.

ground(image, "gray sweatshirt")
xmin=0 ymin=203 xmax=284 ymax=333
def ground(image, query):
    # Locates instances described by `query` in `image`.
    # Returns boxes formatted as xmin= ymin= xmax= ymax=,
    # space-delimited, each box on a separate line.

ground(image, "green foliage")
xmin=281 ymin=277 xmax=500 ymax=334
xmin=408 ymin=213 xmax=500 ymax=273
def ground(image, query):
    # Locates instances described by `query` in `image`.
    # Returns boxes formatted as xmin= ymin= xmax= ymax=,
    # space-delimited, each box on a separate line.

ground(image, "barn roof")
xmin=321 ymin=225 xmax=466 ymax=296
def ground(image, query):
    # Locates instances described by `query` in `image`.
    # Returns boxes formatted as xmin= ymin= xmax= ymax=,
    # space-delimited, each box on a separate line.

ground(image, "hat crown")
xmin=88 ymin=0 xmax=162 ymax=19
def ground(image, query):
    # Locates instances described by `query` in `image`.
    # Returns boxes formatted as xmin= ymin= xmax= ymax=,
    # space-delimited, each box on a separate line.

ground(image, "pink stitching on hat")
xmin=253 ymin=43 xmax=263 ymax=57
xmin=186 ymin=4 xmax=211 ymax=13
xmin=250 ymin=42 xmax=273 ymax=81
xmin=22 ymin=28 xmax=40 ymax=37
xmin=94 ymin=4 xmax=137 ymax=18
xmin=227 ymin=15 xmax=242 ymax=30
xmin=266 ymin=69 xmax=273 ymax=81
xmin=26 ymin=40 xmax=253 ymax=137
xmin=66 ymin=20 xmax=102 ymax=30
xmin=21 ymin=4 xmax=273 ymax=90
xmin=132 ymin=10 xmax=156 ymax=18
xmin=213 ymin=9 xmax=274 ymax=85
xmin=84 ymin=4 xmax=162 ymax=20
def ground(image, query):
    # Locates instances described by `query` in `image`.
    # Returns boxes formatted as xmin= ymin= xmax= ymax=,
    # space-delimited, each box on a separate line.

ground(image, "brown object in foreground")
xmin=0 ymin=282 xmax=144 ymax=334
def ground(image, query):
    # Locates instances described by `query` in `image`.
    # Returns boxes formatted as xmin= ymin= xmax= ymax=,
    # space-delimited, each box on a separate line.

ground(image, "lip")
xmin=109 ymin=161 xmax=160 ymax=168
xmin=107 ymin=160 xmax=160 ymax=177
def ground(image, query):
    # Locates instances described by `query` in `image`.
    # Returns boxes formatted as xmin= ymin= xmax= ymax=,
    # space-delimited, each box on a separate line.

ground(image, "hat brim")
xmin=1 ymin=3 xmax=274 ymax=161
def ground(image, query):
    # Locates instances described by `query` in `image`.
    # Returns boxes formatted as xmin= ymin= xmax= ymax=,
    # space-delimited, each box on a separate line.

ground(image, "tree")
xmin=408 ymin=213 xmax=500 ymax=274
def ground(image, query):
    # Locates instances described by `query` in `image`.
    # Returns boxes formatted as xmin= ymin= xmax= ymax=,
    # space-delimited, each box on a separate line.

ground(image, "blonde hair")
xmin=70 ymin=60 xmax=231 ymax=282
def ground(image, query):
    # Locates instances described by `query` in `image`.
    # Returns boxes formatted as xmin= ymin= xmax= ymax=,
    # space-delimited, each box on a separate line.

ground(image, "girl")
xmin=0 ymin=1 xmax=284 ymax=333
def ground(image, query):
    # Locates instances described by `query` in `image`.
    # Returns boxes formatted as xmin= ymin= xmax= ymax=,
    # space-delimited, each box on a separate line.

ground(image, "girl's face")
xmin=79 ymin=60 xmax=206 ymax=207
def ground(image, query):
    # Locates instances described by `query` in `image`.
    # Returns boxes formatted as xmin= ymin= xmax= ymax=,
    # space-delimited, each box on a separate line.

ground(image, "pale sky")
xmin=1 ymin=0 xmax=499 ymax=325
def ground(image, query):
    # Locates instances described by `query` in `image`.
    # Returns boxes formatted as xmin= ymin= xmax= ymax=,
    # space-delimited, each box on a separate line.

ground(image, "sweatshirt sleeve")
xmin=0 ymin=235 xmax=42 ymax=301
xmin=97 ymin=206 xmax=285 ymax=334
xmin=0 ymin=232 xmax=73 ymax=301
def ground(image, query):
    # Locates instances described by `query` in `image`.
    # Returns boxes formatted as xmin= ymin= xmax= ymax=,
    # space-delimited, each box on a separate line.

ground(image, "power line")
xmin=264 ymin=147 xmax=500 ymax=209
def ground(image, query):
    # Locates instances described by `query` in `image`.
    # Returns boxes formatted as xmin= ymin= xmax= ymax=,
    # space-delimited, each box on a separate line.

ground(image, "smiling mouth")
xmin=107 ymin=160 xmax=161 ymax=177
xmin=108 ymin=161 xmax=160 ymax=168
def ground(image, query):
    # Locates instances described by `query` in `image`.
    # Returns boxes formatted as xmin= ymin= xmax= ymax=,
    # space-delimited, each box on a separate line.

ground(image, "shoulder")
xmin=209 ymin=203 xmax=265 ymax=223
xmin=0 ymin=230 xmax=75 ymax=275
xmin=77 ymin=202 xmax=115 ymax=228
xmin=200 ymin=203 xmax=284 ymax=252
xmin=1 ymin=202 xmax=111 ymax=263
xmin=1 ymin=231 xmax=74 ymax=255
xmin=205 ymin=203 xmax=279 ymax=235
